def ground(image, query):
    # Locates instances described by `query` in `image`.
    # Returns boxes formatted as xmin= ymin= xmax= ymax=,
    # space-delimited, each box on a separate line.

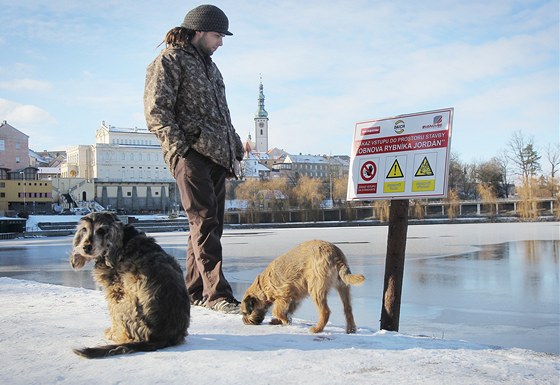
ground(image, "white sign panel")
xmin=347 ymin=108 xmax=453 ymax=200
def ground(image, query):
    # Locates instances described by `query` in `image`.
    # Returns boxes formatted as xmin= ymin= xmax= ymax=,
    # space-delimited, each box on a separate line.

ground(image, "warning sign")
xmin=347 ymin=108 xmax=453 ymax=200
xmin=386 ymin=159 xmax=404 ymax=179
xmin=415 ymin=157 xmax=434 ymax=177
xmin=360 ymin=160 xmax=377 ymax=181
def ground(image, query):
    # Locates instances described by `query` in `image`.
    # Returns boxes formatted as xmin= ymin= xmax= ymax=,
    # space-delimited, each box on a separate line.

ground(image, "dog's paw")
xmin=70 ymin=254 xmax=87 ymax=269
xmin=269 ymin=318 xmax=283 ymax=325
xmin=104 ymin=327 xmax=117 ymax=341
xmin=310 ymin=325 xmax=325 ymax=333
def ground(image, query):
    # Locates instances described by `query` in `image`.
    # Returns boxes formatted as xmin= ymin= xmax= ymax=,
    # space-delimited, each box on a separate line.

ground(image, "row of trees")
xmin=225 ymin=131 xmax=559 ymax=212
xmin=449 ymin=131 xmax=559 ymax=200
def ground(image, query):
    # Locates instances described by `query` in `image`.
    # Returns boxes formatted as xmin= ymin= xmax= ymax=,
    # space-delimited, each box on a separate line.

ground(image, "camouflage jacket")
xmin=144 ymin=43 xmax=243 ymax=175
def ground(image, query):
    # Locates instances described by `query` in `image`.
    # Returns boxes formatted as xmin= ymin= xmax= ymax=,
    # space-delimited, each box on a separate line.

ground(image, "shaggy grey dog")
xmin=70 ymin=212 xmax=190 ymax=358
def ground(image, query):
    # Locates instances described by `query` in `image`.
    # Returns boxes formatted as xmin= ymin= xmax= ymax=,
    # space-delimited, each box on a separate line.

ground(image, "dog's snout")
xmin=83 ymin=243 xmax=92 ymax=254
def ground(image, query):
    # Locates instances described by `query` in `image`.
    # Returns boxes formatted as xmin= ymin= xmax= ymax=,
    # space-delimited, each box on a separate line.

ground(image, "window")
xmin=15 ymin=156 xmax=20 ymax=163
xmin=0 ymin=139 xmax=4 ymax=151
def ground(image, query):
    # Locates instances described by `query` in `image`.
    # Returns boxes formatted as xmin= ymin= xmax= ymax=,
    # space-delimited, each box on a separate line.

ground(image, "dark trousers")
xmin=174 ymin=150 xmax=234 ymax=306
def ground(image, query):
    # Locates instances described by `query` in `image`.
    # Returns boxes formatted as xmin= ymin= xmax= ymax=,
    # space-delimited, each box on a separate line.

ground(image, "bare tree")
xmin=445 ymin=189 xmax=460 ymax=219
xmin=262 ymin=177 xmax=289 ymax=210
xmin=292 ymin=176 xmax=324 ymax=209
xmin=235 ymin=178 xmax=263 ymax=208
xmin=476 ymin=158 xmax=505 ymax=198
xmin=477 ymin=183 xmax=497 ymax=217
xmin=447 ymin=152 xmax=465 ymax=194
xmin=332 ymin=175 xmax=348 ymax=204
xmin=506 ymin=130 xmax=541 ymax=183
xmin=544 ymin=143 xmax=560 ymax=197
xmin=496 ymin=151 xmax=513 ymax=198
xmin=463 ymin=162 xmax=478 ymax=199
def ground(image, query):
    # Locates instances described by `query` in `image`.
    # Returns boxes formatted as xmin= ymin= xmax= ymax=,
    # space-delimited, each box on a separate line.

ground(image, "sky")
xmin=1 ymin=276 xmax=558 ymax=385
xmin=0 ymin=0 xmax=558 ymax=169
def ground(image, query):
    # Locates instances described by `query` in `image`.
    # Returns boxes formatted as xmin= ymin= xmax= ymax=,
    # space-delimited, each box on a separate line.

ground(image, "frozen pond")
xmin=0 ymin=222 xmax=558 ymax=354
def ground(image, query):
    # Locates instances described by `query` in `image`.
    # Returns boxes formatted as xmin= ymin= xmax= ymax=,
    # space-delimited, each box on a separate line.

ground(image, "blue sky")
xmin=0 ymin=0 xmax=558 ymax=170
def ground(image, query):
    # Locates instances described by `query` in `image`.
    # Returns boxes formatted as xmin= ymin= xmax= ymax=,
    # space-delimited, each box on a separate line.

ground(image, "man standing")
xmin=144 ymin=4 xmax=244 ymax=313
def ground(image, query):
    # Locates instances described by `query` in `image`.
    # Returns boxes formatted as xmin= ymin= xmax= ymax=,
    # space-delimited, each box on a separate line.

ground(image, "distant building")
xmin=242 ymin=81 xmax=292 ymax=179
xmin=242 ymin=80 xmax=273 ymax=179
xmin=57 ymin=121 xmax=176 ymax=213
xmin=242 ymin=151 xmax=271 ymax=179
xmin=61 ymin=121 xmax=173 ymax=182
xmin=0 ymin=122 xmax=53 ymax=214
xmin=271 ymin=154 xmax=349 ymax=183
xmin=61 ymin=145 xmax=92 ymax=179
xmin=241 ymin=82 xmax=349 ymax=183
xmin=0 ymin=170 xmax=53 ymax=214
xmin=254 ymin=79 xmax=269 ymax=154
xmin=0 ymin=121 xmax=29 ymax=171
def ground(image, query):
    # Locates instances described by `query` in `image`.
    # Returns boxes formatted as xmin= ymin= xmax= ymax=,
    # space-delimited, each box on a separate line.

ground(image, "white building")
xmin=61 ymin=122 xmax=173 ymax=181
xmin=92 ymin=122 xmax=173 ymax=182
xmin=58 ymin=122 xmax=177 ymax=213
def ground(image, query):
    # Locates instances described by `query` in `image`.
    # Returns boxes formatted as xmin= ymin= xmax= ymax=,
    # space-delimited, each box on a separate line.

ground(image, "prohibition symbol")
xmin=360 ymin=161 xmax=377 ymax=181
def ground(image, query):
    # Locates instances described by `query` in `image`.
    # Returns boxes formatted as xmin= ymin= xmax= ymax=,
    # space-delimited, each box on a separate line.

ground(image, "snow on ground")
xmin=0 ymin=277 xmax=557 ymax=385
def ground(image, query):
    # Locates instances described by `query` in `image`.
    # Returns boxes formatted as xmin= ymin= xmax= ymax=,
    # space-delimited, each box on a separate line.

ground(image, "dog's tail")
xmin=333 ymin=245 xmax=365 ymax=286
xmin=73 ymin=340 xmax=172 ymax=359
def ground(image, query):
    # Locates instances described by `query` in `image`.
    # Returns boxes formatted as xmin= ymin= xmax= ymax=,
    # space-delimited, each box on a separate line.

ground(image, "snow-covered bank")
xmin=0 ymin=277 xmax=557 ymax=385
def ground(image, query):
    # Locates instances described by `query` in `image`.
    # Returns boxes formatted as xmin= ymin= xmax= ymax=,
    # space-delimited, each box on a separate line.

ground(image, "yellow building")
xmin=0 ymin=171 xmax=53 ymax=214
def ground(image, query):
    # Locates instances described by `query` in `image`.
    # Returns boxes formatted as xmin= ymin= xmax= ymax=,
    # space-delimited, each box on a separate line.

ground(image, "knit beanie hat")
xmin=181 ymin=4 xmax=232 ymax=36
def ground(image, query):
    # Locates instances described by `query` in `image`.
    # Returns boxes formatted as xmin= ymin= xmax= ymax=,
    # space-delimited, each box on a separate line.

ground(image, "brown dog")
xmin=241 ymin=240 xmax=365 ymax=334
xmin=70 ymin=212 xmax=190 ymax=358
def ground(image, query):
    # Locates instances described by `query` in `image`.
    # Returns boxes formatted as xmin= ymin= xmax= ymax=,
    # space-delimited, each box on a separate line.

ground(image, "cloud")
xmin=0 ymin=78 xmax=53 ymax=92
xmin=0 ymin=98 xmax=56 ymax=125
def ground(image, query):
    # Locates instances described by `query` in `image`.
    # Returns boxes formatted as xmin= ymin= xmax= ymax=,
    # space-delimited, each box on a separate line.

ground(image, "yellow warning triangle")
xmin=386 ymin=159 xmax=404 ymax=178
xmin=415 ymin=157 xmax=434 ymax=177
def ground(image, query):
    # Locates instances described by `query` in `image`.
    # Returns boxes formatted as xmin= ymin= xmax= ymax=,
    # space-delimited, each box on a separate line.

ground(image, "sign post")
xmin=347 ymin=108 xmax=453 ymax=331
xmin=380 ymin=199 xmax=409 ymax=331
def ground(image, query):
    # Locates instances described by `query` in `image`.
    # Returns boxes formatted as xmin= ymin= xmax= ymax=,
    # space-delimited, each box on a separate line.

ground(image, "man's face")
xmin=192 ymin=31 xmax=224 ymax=56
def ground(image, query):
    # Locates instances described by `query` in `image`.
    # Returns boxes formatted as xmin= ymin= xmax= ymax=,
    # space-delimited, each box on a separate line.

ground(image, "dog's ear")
xmin=70 ymin=253 xmax=87 ymax=270
xmin=242 ymin=296 xmax=255 ymax=314
xmin=104 ymin=251 xmax=118 ymax=268
xmin=104 ymin=220 xmax=124 ymax=268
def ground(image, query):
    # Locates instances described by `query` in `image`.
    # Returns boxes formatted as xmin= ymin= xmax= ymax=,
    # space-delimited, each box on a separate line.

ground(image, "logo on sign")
xmin=361 ymin=126 xmax=381 ymax=136
xmin=422 ymin=115 xmax=443 ymax=129
xmin=394 ymin=120 xmax=405 ymax=134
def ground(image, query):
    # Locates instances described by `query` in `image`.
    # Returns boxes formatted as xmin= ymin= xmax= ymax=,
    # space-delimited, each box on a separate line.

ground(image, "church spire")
xmin=254 ymin=75 xmax=269 ymax=154
xmin=255 ymin=75 xmax=268 ymax=119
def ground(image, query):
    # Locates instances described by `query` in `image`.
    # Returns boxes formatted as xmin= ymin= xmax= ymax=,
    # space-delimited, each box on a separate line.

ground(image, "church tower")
xmin=254 ymin=79 xmax=269 ymax=154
